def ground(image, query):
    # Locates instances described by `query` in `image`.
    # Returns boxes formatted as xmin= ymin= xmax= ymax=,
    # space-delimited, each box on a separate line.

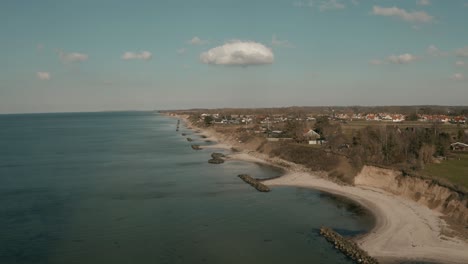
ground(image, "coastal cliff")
xmin=355 ymin=166 xmax=468 ymax=226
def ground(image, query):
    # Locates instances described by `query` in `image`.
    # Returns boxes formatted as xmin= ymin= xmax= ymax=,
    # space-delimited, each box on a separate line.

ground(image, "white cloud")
xmin=351 ymin=0 xmax=359 ymax=6
xmin=319 ymin=0 xmax=345 ymax=11
xmin=426 ymin=45 xmax=439 ymax=55
xmin=271 ymin=34 xmax=294 ymax=48
xmin=451 ymin=73 xmax=465 ymax=81
xmin=36 ymin=72 xmax=50 ymax=80
xmin=177 ymin=48 xmax=186 ymax=55
xmin=426 ymin=45 xmax=447 ymax=56
xmin=293 ymin=0 xmax=347 ymax=11
xmin=455 ymin=61 xmax=465 ymax=67
xmin=189 ymin=36 xmax=208 ymax=45
xmin=200 ymin=41 xmax=274 ymax=66
xmin=58 ymin=50 xmax=88 ymax=63
xmin=417 ymin=0 xmax=430 ymax=6
xmin=372 ymin=6 xmax=433 ymax=23
xmin=455 ymin=46 xmax=468 ymax=57
xmin=121 ymin=51 xmax=152 ymax=60
xmin=387 ymin=53 xmax=418 ymax=64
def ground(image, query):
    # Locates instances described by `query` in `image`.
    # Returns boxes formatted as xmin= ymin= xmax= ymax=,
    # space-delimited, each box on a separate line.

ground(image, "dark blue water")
xmin=0 ymin=112 xmax=374 ymax=264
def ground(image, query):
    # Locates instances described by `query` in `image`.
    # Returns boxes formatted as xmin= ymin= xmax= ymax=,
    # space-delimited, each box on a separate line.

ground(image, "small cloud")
xmin=369 ymin=59 xmax=384 ymax=65
xmin=293 ymin=0 xmax=346 ymax=11
xmin=189 ymin=36 xmax=208 ymax=45
xmin=200 ymin=40 xmax=274 ymax=66
xmin=57 ymin=50 xmax=89 ymax=63
xmin=455 ymin=46 xmax=468 ymax=57
xmin=177 ymin=48 xmax=187 ymax=55
xmin=387 ymin=53 xmax=418 ymax=64
xmin=417 ymin=0 xmax=430 ymax=6
xmin=271 ymin=34 xmax=294 ymax=48
xmin=372 ymin=6 xmax=433 ymax=23
xmin=351 ymin=0 xmax=359 ymax=6
xmin=121 ymin=51 xmax=152 ymax=60
xmin=451 ymin=73 xmax=465 ymax=81
xmin=319 ymin=0 xmax=345 ymax=11
xmin=36 ymin=72 xmax=50 ymax=80
xmin=426 ymin=45 xmax=447 ymax=56
xmin=36 ymin=44 xmax=44 ymax=51
xmin=455 ymin=61 xmax=465 ymax=67
xmin=426 ymin=45 xmax=439 ymax=55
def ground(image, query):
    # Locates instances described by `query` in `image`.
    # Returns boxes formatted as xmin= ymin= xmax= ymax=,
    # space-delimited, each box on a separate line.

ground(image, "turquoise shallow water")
xmin=0 ymin=112 xmax=374 ymax=264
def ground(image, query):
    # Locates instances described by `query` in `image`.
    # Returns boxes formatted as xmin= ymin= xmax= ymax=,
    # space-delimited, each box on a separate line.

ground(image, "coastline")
xmin=169 ymin=113 xmax=468 ymax=264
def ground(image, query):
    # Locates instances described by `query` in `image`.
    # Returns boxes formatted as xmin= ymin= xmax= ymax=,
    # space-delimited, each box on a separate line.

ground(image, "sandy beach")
xmin=174 ymin=114 xmax=468 ymax=264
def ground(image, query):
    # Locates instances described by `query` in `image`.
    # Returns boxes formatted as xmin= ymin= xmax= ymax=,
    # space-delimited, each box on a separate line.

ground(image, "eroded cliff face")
xmin=355 ymin=166 xmax=468 ymax=225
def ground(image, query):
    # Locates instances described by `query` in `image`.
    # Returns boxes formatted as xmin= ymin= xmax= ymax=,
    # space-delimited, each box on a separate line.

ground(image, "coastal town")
xmin=199 ymin=111 xmax=467 ymax=125
xmin=164 ymin=106 xmax=468 ymax=263
xmin=193 ymin=110 xmax=468 ymax=148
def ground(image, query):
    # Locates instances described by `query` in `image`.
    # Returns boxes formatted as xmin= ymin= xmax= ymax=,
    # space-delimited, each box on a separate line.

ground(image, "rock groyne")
xmin=238 ymin=174 xmax=270 ymax=192
xmin=319 ymin=226 xmax=379 ymax=264
xmin=191 ymin=144 xmax=201 ymax=150
xmin=208 ymin=152 xmax=225 ymax=164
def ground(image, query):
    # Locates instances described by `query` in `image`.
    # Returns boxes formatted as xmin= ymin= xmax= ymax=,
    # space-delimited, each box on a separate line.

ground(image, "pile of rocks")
xmin=319 ymin=227 xmax=379 ymax=264
xmin=238 ymin=174 xmax=270 ymax=192
xmin=191 ymin=145 xmax=201 ymax=150
xmin=187 ymin=137 xmax=193 ymax=142
xmin=208 ymin=152 xmax=225 ymax=164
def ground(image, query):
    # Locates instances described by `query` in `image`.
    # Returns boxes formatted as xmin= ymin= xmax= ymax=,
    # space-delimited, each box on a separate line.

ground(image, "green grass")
xmin=423 ymin=153 xmax=468 ymax=189
xmin=339 ymin=120 xmax=463 ymax=141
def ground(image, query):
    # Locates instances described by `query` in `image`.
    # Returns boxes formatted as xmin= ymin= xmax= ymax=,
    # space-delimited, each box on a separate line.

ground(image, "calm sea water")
xmin=0 ymin=112 xmax=374 ymax=264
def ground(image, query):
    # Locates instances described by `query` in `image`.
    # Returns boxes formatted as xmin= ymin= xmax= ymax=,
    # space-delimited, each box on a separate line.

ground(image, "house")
xmin=451 ymin=142 xmax=468 ymax=151
xmin=303 ymin=129 xmax=320 ymax=139
xmin=309 ymin=138 xmax=327 ymax=145
xmin=366 ymin=114 xmax=380 ymax=121
xmin=452 ymin=116 xmax=466 ymax=124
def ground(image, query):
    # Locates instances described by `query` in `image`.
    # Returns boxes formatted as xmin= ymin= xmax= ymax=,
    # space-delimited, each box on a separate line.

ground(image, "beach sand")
xmin=171 ymin=113 xmax=468 ymax=264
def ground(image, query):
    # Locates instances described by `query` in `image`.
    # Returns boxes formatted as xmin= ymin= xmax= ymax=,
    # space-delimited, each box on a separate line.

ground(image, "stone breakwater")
xmin=191 ymin=145 xmax=201 ymax=150
xmin=208 ymin=153 xmax=225 ymax=164
xmin=319 ymin=227 xmax=379 ymax=264
xmin=238 ymin=174 xmax=270 ymax=192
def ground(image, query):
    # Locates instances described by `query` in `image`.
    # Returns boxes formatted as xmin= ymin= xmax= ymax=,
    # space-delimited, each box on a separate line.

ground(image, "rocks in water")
xmin=319 ymin=227 xmax=379 ymax=264
xmin=208 ymin=152 xmax=225 ymax=164
xmin=238 ymin=174 xmax=270 ymax=192
xmin=208 ymin=158 xmax=224 ymax=164
xmin=187 ymin=138 xmax=193 ymax=142
xmin=181 ymin=133 xmax=187 ymax=136
xmin=211 ymin=153 xmax=225 ymax=159
xmin=200 ymin=135 xmax=208 ymax=138
xmin=191 ymin=145 xmax=201 ymax=150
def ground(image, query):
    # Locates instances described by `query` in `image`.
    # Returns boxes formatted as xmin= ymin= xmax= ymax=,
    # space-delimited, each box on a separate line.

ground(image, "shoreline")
xmin=167 ymin=113 xmax=468 ymax=264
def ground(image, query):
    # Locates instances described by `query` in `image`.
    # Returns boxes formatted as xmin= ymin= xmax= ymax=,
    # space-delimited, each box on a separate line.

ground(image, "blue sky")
xmin=1 ymin=0 xmax=468 ymax=113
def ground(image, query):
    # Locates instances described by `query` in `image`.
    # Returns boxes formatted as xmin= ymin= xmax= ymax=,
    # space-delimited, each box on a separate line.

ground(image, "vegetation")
xmin=170 ymin=106 xmax=467 ymax=188
xmin=422 ymin=153 xmax=468 ymax=189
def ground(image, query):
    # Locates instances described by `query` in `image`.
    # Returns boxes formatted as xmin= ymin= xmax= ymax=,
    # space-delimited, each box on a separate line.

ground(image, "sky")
xmin=1 ymin=0 xmax=468 ymax=114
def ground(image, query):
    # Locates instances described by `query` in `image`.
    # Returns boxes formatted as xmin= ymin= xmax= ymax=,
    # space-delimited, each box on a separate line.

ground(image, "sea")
xmin=0 ymin=111 xmax=375 ymax=264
